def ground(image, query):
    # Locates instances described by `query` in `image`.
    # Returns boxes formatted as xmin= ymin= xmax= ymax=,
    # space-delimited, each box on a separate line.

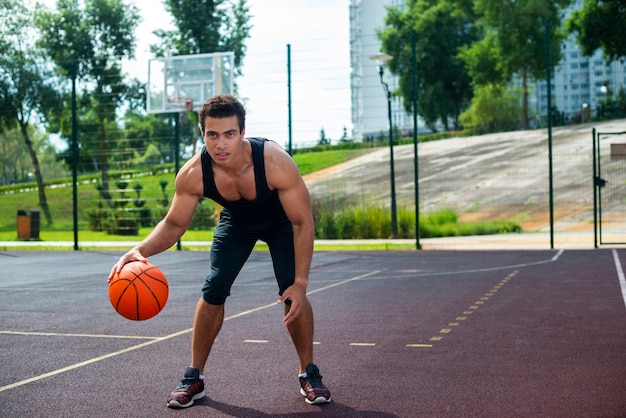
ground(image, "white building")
xmin=531 ymin=0 xmax=626 ymax=123
xmin=349 ymin=0 xmax=411 ymax=142
xmin=350 ymin=0 xmax=626 ymax=139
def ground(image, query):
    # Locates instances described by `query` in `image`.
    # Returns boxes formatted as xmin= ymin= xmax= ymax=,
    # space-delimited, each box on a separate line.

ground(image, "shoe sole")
xmin=300 ymin=388 xmax=331 ymax=404
xmin=166 ymin=390 xmax=206 ymax=408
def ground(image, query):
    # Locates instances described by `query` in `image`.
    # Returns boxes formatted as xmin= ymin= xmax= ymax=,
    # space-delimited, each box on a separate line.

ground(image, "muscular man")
xmin=109 ymin=94 xmax=331 ymax=408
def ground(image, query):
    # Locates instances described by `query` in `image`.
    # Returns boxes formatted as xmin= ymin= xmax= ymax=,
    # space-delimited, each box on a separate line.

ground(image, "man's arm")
xmin=108 ymin=156 xmax=203 ymax=280
xmin=265 ymin=142 xmax=315 ymax=325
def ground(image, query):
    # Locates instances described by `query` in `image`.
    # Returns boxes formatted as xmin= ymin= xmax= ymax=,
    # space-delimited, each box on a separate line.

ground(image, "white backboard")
xmin=147 ymin=51 xmax=235 ymax=114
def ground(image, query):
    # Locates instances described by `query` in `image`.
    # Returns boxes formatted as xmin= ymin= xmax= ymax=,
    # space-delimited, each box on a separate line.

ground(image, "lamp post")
xmin=369 ymin=53 xmax=398 ymax=238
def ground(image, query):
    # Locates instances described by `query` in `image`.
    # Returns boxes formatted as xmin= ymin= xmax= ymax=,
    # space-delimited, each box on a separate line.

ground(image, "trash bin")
xmin=17 ymin=209 xmax=40 ymax=240
xmin=17 ymin=210 xmax=31 ymax=240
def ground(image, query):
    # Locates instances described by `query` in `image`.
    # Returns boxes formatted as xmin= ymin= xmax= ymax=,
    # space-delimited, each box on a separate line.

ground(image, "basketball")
xmin=109 ymin=261 xmax=169 ymax=321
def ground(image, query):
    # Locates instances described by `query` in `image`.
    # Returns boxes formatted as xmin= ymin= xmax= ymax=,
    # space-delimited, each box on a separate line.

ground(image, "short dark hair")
xmin=199 ymin=94 xmax=246 ymax=133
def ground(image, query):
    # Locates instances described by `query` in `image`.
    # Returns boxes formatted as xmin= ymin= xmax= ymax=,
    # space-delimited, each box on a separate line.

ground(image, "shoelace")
xmin=305 ymin=372 xmax=324 ymax=389
xmin=175 ymin=377 xmax=197 ymax=391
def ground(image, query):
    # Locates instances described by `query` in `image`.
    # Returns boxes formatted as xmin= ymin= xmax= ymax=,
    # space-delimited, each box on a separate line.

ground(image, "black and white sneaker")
xmin=166 ymin=367 xmax=205 ymax=408
xmin=299 ymin=363 xmax=332 ymax=405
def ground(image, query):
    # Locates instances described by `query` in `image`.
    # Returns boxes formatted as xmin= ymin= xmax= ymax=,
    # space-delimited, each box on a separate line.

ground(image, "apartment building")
xmin=350 ymin=0 xmax=625 ymax=140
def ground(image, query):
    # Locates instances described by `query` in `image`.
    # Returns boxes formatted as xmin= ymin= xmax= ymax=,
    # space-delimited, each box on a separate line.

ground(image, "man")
xmin=108 ymin=94 xmax=331 ymax=408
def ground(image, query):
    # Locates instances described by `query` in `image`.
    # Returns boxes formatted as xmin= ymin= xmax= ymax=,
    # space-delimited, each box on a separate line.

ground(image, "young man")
xmin=108 ymin=94 xmax=331 ymax=408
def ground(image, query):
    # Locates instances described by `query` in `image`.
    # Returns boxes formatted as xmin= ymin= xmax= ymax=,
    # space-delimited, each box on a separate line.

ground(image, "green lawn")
xmin=0 ymin=148 xmax=368 ymax=242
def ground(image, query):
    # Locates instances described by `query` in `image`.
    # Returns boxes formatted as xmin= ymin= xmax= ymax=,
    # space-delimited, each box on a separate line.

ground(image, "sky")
xmin=127 ymin=0 xmax=353 ymax=148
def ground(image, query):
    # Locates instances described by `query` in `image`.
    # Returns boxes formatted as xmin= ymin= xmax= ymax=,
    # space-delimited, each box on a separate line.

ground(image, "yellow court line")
xmin=0 ymin=269 xmax=381 ymax=393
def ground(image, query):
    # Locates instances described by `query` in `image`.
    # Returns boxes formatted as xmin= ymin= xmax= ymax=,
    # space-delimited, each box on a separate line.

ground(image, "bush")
xmin=103 ymin=211 xmax=139 ymax=236
xmin=188 ymin=198 xmax=218 ymax=230
xmin=313 ymin=205 xmax=521 ymax=239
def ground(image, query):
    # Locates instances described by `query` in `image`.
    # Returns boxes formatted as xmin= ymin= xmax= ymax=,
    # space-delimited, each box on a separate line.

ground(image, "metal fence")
xmin=3 ymin=118 xmax=626 ymax=249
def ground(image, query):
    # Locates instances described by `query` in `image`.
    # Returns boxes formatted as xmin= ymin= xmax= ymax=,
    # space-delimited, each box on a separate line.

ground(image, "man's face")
xmin=202 ymin=115 xmax=245 ymax=163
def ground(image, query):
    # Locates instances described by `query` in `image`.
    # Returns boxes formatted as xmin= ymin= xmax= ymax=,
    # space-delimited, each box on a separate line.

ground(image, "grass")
xmin=292 ymin=149 xmax=367 ymax=175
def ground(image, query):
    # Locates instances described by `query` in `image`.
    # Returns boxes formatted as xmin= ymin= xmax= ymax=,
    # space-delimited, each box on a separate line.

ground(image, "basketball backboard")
xmin=147 ymin=51 xmax=235 ymax=114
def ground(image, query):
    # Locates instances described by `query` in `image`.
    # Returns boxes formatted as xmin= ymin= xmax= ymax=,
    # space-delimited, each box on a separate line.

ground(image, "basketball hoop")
xmin=147 ymin=52 xmax=234 ymax=115
xmin=166 ymin=96 xmax=194 ymax=112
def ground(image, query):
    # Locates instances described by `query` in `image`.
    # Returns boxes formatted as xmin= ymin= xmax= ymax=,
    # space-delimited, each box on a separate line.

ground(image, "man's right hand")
xmin=107 ymin=250 xmax=147 ymax=283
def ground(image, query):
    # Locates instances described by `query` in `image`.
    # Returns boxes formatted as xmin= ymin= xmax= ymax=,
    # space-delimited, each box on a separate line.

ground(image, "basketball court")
xmin=1 ymin=249 xmax=625 ymax=417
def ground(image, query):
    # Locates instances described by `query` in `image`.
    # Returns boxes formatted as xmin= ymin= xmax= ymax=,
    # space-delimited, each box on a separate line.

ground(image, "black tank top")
xmin=201 ymin=137 xmax=288 ymax=224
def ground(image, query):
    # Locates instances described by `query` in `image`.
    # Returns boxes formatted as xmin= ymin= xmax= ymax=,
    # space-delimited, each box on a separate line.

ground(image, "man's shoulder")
xmin=175 ymin=152 xmax=204 ymax=190
xmin=248 ymin=137 xmax=288 ymax=156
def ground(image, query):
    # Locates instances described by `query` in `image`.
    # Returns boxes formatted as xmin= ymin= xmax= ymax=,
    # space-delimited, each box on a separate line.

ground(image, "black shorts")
xmin=202 ymin=214 xmax=295 ymax=305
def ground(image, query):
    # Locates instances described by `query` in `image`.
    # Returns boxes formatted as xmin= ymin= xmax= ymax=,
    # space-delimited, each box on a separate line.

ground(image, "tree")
xmin=0 ymin=2 xmax=60 ymax=225
xmin=462 ymin=0 xmax=572 ymax=130
xmin=380 ymin=0 xmax=480 ymax=131
xmin=566 ymin=0 xmax=626 ymax=62
xmin=460 ymin=84 xmax=522 ymax=134
xmin=0 ymin=127 xmax=29 ymax=186
xmin=149 ymin=1 xmax=251 ymax=162
xmin=152 ymin=0 xmax=251 ymax=73
xmin=36 ymin=0 xmax=140 ymax=200
xmin=317 ymin=128 xmax=330 ymax=146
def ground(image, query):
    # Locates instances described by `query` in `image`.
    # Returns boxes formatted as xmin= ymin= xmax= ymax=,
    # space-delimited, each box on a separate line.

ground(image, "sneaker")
xmin=299 ymin=363 xmax=331 ymax=405
xmin=166 ymin=367 xmax=206 ymax=408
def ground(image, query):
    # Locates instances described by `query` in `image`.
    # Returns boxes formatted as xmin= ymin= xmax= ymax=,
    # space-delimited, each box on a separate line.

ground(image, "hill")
xmin=304 ymin=119 xmax=626 ymax=234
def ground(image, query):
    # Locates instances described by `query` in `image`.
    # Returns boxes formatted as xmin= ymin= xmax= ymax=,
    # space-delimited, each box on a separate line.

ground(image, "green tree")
xmin=36 ymin=0 xmax=140 ymax=201
xmin=318 ymin=128 xmax=330 ymax=146
xmin=152 ymin=0 xmax=251 ymax=72
xmin=380 ymin=0 xmax=480 ymax=131
xmin=0 ymin=2 xmax=60 ymax=225
xmin=566 ymin=0 xmax=626 ymax=62
xmin=0 ymin=127 xmax=29 ymax=186
xmin=462 ymin=0 xmax=572 ymax=130
xmin=149 ymin=0 xmax=251 ymax=160
xmin=460 ymin=84 xmax=522 ymax=134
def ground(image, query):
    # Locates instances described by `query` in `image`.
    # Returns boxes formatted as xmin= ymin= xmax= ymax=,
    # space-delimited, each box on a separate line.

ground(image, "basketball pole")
xmin=173 ymin=112 xmax=182 ymax=251
xmin=545 ymin=18 xmax=555 ymax=249
xmin=412 ymin=33 xmax=421 ymax=250
xmin=287 ymin=44 xmax=293 ymax=155
xmin=71 ymin=69 xmax=79 ymax=251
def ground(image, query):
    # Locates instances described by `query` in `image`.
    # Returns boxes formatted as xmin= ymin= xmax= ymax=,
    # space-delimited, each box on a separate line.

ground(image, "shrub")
xmin=188 ymin=198 xmax=218 ymax=230
xmin=312 ymin=205 xmax=521 ymax=239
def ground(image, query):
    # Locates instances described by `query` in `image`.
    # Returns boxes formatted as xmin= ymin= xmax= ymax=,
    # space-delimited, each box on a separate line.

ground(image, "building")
xmin=349 ymin=0 xmax=411 ymax=142
xmin=350 ymin=0 xmax=626 ymax=139
xmin=531 ymin=0 xmax=626 ymax=123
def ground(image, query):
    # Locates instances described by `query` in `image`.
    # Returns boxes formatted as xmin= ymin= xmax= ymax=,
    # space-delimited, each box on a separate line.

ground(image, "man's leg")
xmin=191 ymin=297 xmax=224 ymax=374
xmin=284 ymin=296 xmax=314 ymax=373
xmin=286 ymin=297 xmax=332 ymax=404
xmin=265 ymin=219 xmax=331 ymax=404
xmin=167 ymin=298 xmax=223 ymax=408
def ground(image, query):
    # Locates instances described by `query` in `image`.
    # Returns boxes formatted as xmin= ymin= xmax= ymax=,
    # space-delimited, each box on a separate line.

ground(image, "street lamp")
xmin=369 ymin=53 xmax=398 ymax=238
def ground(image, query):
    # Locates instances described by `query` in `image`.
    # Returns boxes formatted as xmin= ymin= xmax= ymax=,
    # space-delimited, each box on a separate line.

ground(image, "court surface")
xmin=1 ymin=249 xmax=625 ymax=417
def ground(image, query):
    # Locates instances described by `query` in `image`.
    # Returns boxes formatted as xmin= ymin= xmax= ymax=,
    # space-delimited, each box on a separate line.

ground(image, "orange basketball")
xmin=109 ymin=261 xmax=169 ymax=321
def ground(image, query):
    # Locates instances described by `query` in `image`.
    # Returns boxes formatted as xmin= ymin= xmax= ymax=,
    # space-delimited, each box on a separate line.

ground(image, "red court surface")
xmin=1 ymin=249 xmax=625 ymax=417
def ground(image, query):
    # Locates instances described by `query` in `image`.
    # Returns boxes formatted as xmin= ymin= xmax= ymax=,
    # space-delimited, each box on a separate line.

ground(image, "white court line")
xmin=552 ymin=249 xmax=564 ymax=261
xmin=0 ymin=269 xmax=381 ymax=393
xmin=0 ymin=331 xmax=159 ymax=340
xmin=0 ymin=328 xmax=191 ymax=393
xmin=380 ymin=250 xmax=564 ymax=279
xmin=612 ymin=250 xmax=626 ymax=309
